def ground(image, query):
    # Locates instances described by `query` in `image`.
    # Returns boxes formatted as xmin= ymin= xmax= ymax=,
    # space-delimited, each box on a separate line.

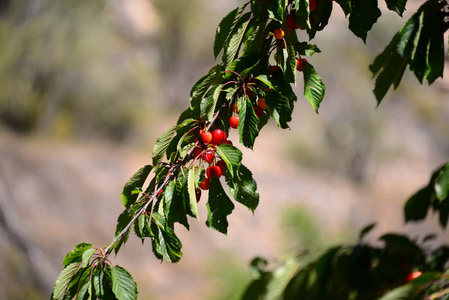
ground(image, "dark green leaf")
xmin=151 ymin=213 xmax=183 ymax=262
xmin=152 ymin=126 xmax=176 ymax=165
xmin=214 ymin=3 xmax=248 ymax=59
xmin=51 ymin=263 xmax=80 ymax=300
xmin=296 ymin=0 xmax=311 ymax=29
xmin=63 ymin=243 xmax=93 ymax=268
xmin=267 ymin=0 xmax=286 ymax=23
xmin=384 ymin=0 xmax=407 ymax=16
xmin=206 ymin=177 xmax=235 ymax=234
xmin=242 ymin=17 xmax=266 ymax=56
xmin=113 ymin=210 xmax=134 ymax=255
xmin=302 ymin=61 xmax=325 ymax=113
xmin=201 ymin=84 xmax=222 ymax=122
xmin=404 ymin=186 xmax=432 ymax=222
xmin=111 ymin=266 xmax=138 ymax=300
xmin=373 ymin=55 xmax=408 ymax=104
xmin=411 ymin=28 xmax=430 ymax=84
xmin=426 ymin=34 xmax=444 ymax=84
xmin=223 ymin=13 xmax=251 ymax=67
xmin=359 ymin=223 xmax=376 ymax=241
xmin=295 ymin=42 xmax=321 ymax=57
xmin=378 ymin=272 xmax=441 ymax=300
xmin=335 ymin=0 xmax=351 ymax=16
xmin=190 ymin=65 xmax=224 ymax=109
xmin=238 ymin=97 xmax=260 ymax=149
xmin=121 ymin=165 xmax=152 ymax=209
xmin=348 ymin=0 xmax=381 ymax=42
xmin=216 ymin=144 xmax=243 ymax=178
xmin=227 ymin=164 xmax=259 ymax=212
xmin=265 ymin=89 xmax=292 ymax=129
xmin=93 ymin=266 xmax=106 ymax=299
xmin=134 ymin=214 xmax=153 ymax=241
xmin=438 ymin=198 xmax=449 ymax=228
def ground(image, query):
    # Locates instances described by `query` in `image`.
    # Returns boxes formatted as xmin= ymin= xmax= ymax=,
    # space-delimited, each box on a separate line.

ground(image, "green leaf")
xmin=134 ymin=214 xmax=153 ymax=241
xmin=162 ymin=177 xmax=190 ymax=229
xmin=384 ymin=0 xmax=407 ymax=16
xmin=51 ymin=263 xmax=80 ymax=300
xmin=223 ymin=13 xmax=251 ymax=67
xmin=404 ymin=187 xmax=432 ymax=223
xmin=121 ymin=165 xmax=152 ymax=209
xmin=439 ymin=198 xmax=449 ymax=228
xmin=242 ymin=17 xmax=266 ymax=56
xmin=206 ymin=177 xmax=235 ymax=234
xmin=201 ymin=84 xmax=222 ymax=122
xmin=63 ymin=243 xmax=93 ymax=268
xmin=227 ymin=164 xmax=259 ymax=212
xmin=296 ymin=0 xmax=311 ymax=29
xmin=348 ymin=0 xmax=381 ymax=43
xmin=216 ymin=144 xmax=243 ymax=178
xmin=81 ymin=248 xmax=96 ymax=268
xmin=373 ymin=55 xmax=408 ymax=104
xmin=255 ymin=75 xmax=277 ymax=91
xmin=359 ymin=223 xmax=376 ymax=241
xmin=284 ymin=45 xmax=297 ymax=85
xmin=426 ymin=34 xmax=444 ymax=84
xmin=93 ymin=267 xmax=106 ymax=299
xmin=187 ymin=167 xmax=200 ymax=219
xmin=434 ymin=164 xmax=449 ymax=201
xmin=302 ymin=61 xmax=325 ymax=113
xmin=111 ymin=266 xmax=138 ymax=300
xmin=151 ymin=213 xmax=183 ymax=263
xmin=152 ymin=126 xmax=176 ymax=165
xmin=295 ymin=42 xmax=321 ymax=56
xmin=265 ymin=89 xmax=292 ymax=129
xmin=214 ymin=3 xmax=248 ymax=59
xmin=335 ymin=0 xmax=351 ymax=16
xmin=267 ymin=0 xmax=286 ymax=23
xmin=113 ymin=210 xmax=134 ymax=255
xmin=238 ymin=97 xmax=260 ymax=149
xmin=190 ymin=64 xmax=224 ymax=109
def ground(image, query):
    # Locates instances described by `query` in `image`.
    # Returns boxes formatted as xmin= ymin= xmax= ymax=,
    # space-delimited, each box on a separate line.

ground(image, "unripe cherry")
xmin=273 ymin=28 xmax=285 ymax=40
xmin=211 ymin=129 xmax=226 ymax=145
xmin=229 ymin=116 xmax=239 ymax=129
xmin=201 ymin=131 xmax=212 ymax=144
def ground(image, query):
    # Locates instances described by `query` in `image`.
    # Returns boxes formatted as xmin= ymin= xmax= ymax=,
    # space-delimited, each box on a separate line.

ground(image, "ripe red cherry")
xmin=229 ymin=116 xmax=239 ymax=129
xmin=192 ymin=146 xmax=203 ymax=159
xmin=216 ymin=160 xmax=226 ymax=174
xmin=310 ymin=0 xmax=318 ymax=11
xmin=258 ymin=98 xmax=267 ymax=109
xmin=269 ymin=65 xmax=281 ymax=75
xmin=201 ymin=131 xmax=212 ymax=144
xmin=200 ymin=178 xmax=210 ymax=190
xmin=273 ymin=28 xmax=285 ymax=40
xmin=254 ymin=106 xmax=263 ymax=118
xmin=195 ymin=188 xmax=201 ymax=202
xmin=406 ymin=271 xmax=423 ymax=282
xmin=223 ymin=140 xmax=233 ymax=145
xmin=296 ymin=58 xmax=307 ymax=71
xmin=207 ymin=165 xmax=222 ymax=178
xmin=286 ymin=14 xmax=296 ymax=29
xmin=211 ymin=129 xmax=226 ymax=145
xmin=202 ymin=150 xmax=215 ymax=164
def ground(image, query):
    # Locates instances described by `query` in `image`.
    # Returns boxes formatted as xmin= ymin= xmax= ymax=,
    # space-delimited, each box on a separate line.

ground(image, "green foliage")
xmin=241 ymin=230 xmax=449 ymax=300
xmin=111 ymin=266 xmax=138 ymax=300
xmin=404 ymin=163 xmax=449 ymax=228
xmin=370 ymin=0 xmax=449 ymax=103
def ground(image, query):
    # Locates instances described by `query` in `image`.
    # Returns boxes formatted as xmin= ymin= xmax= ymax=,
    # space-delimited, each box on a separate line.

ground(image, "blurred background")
xmin=0 ymin=0 xmax=448 ymax=299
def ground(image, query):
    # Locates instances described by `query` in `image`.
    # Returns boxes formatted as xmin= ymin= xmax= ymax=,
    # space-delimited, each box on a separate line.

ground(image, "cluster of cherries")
xmin=228 ymin=94 xmax=268 ymax=130
xmin=192 ymin=129 xmax=231 ymax=191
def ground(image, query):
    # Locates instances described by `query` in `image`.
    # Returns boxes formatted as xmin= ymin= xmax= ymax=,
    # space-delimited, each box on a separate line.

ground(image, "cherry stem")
xmin=223 ymin=70 xmax=244 ymax=82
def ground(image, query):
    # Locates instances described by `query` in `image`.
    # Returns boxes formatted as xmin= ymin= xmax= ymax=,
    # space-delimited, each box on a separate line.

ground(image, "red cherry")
xmin=207 ymin=165 xmax=222 ymax=178
xmin=200 ymin=178 xmax=210 ymax=190
xmin=201 ymin=131 xmax=212 ymax=144
xmin=195 ymin=189 xmax=201 ymax=202
xmin=216 ymin=160 xmax=226 ymax=174
xmin=192 ymin=146 xmax=203 ymax=159
xmin=406 ymin=271 xmax=423 ymax=282
xmin=269 ymin=65 xmax=281 ymax=76
xmin=296 ymin=58 xmax=307 ymax=71
xmin=202 ymin=150 xmax=215 ymax=164
xmin=286 ymin=14 xmax=296 ymax=29
xmin=310 ymin=0 xmax=318 ymax=11
xmin=258 ymin=98 xmax=267 ymax=109
xmin=211 ymin=129 xmax=226 ymax=145
xmin=229 ymin=116 xmax=239 ymax=129
xmin=273 ymin=28 xmax=285 ymax=40
xmin=254 ymin=106 xmax=263 ymax=118
xmin=223 ymin=140 xmax=233 ymax=145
